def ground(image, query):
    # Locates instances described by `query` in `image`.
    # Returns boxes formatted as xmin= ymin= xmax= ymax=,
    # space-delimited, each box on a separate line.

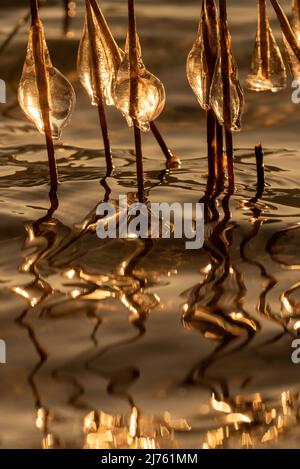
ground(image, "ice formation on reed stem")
xmin=113 ymin=34 xmax=166 ymax=132
xmin=292 ymin=0 xmax=300 ymax=41
xmin=186 ymin=0 xmax=218 ymax=110
xmin=283 ymin=0 xmax=300 ymax=81
xmin=18 ymin=19 xmax=75 ymax=139
xmin=247 ymin=0 xmax=286 ymax=92
xmin=77 ymin=0 xmax=124 ymax=106
xmin=209 ymin=9 xmax=244 ymax=131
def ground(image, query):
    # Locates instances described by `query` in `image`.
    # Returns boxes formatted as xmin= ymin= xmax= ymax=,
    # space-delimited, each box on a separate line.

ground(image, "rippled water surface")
xmin=0 ymin=0 xmax=299 ymax=449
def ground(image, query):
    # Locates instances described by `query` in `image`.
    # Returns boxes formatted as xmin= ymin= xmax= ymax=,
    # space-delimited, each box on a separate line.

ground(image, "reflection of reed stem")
xmin=128 ymin=0 xmax=145 ymax=202
xmin=218 ymin=0 xmax=234 ymax=192
xmin=30 ymin=0 xmax=58 ymax=189
xmin=270 ymin=0 xmax=300 ymax=62
xmin=86 ymin=0 xmax=113 ymax=173
xmin=259 ymin=0 xmax=269 ymax=79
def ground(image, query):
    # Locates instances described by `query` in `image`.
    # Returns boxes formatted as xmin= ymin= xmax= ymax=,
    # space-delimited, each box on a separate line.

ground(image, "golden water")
xmin=0 ymin=0 xmax=299 ymax=449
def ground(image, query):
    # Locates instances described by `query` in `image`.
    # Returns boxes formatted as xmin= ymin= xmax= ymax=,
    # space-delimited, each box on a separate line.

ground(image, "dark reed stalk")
xmin=218 ymin=0 xmax=234 ymax=193
xmin=128 ymin=0 xmax=145 ymax=202
xmin=149 ymin=122 xmax=179 ymax=166
xmin=204 ymin=0 xmax=224 ymax=185
xmin=215 ymin=120 xmax=224 ymax=183
xmin=86 ymin=0 xmax=113 ymax=173
xmin=206 ymin=109 xmax=217 ymax=183
xmin=255 ymin=144 xmax=265 ymax=191
xmin=30 ymin=0 xmax=58 ymax=189
xmin=259 ymin=0 xmax=269 ymax=79
xmin=202 ymin=0 xmax=217 ymax=183
xmin=270 ymin=0 xmax=300 ymax=62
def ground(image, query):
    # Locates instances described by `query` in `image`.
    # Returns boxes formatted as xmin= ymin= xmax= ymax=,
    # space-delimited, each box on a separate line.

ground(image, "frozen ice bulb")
xmin=210 ymin=37 xmax=244 ymax=131
xmin=186 ymin=0 xmax=218 ymax=110
xmin=292 ymin=0 xmax=300 ymax=42
xmin=77 ymin=1 xmax=124 ymax=107
xmin=283 ymin=1 xmax=300 ymax=81
xmin=18 ymin=20 xmax=75 ymax=139
xmin=113 ymin=34 xmax=166 ymax=132
xmin=247 ymin=0 xmax=287 ymax=92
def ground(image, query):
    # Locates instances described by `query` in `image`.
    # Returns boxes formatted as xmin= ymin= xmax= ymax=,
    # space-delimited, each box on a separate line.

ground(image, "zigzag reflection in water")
xmin=4 ymin=146 xmax=300 ymax=448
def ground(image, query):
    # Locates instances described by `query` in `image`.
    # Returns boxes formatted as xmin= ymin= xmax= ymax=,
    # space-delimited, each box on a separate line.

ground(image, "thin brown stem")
xmin=128 ymin=0 xmax=145 ymax=202
xmin=207 ymin=109 xmax=216 ymax=182
xmin=259 ymin=0 xmax=269 ymax=79
xmin=86 ymin=0 xmax=113 ymax=172
xmin=134 ymin=126 xmax=145 ymax=202
xmin=30 ymin=1 xmax=58 ymax=189
xmin=30 ymin=0 xmax=39 ymax=24
xmin=97 ymin=103 xmax=113 ymax=173
xmin=128 ymin=0 xmax=139 ymax=120
xmin=255 ymin=144 xmax=265 ymax=190
xmin=215 ymin=120 xmax=224 ymax=183
xmin=270 ymin=0 xmax=300 ymax=62
xmin=218 ymin=0 xmax=234 ymax=192
xmin=202 ymin=0 xmax=218 ymax=182
xmin=149 ymin=122 xmax=178 ymax=165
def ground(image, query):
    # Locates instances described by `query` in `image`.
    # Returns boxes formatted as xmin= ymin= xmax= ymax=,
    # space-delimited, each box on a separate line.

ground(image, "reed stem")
xmin=149 ymin=122 xmax=176 ymax=164
xmin=255 ymin=144 xmax=265 ymax=189
xmin=270 ymin=0 xmax=300 ymax=62
xmin=86 ymin=0 xmax=113 ymax=173
xmin=207 ymin=109 xmax=216 ymax=181
xmin=30 ymin=0 xmax=39 ymax=24
xmin=202 ymin=0 xmax=218 ymax=183
xmin=128 ymin=0 xmax=145 ymax=202
xmin=259 ymin=0 xmax=269 ymax=79
xmin=218 ymin=0 xmax=234 ymax=192
xmin=30 ymin=0 xmax=58 ymax=189
xmin=134 ymin=126 xmax=145 ymax=202
xmin=215 ymin=120 xmax=224 ymax=183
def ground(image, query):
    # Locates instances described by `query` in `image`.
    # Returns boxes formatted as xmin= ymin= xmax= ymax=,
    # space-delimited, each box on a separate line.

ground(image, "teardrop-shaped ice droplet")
xmin=247 ymin=24 xmax=287 ymax=92
xmin=186 ymin=1 xmax=218 ymax=110
xmin=210 ymin=52 xmax=244 ymax=132
xmin=77 ymin=9 xmax=124 ymax=107
xmin=113 ymin=34 xmax=166 ymax=132
xmin=187 ymin=6 xmax=209 ymax=110
xmin=18 ymin=23 xmax=75 ymax=139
